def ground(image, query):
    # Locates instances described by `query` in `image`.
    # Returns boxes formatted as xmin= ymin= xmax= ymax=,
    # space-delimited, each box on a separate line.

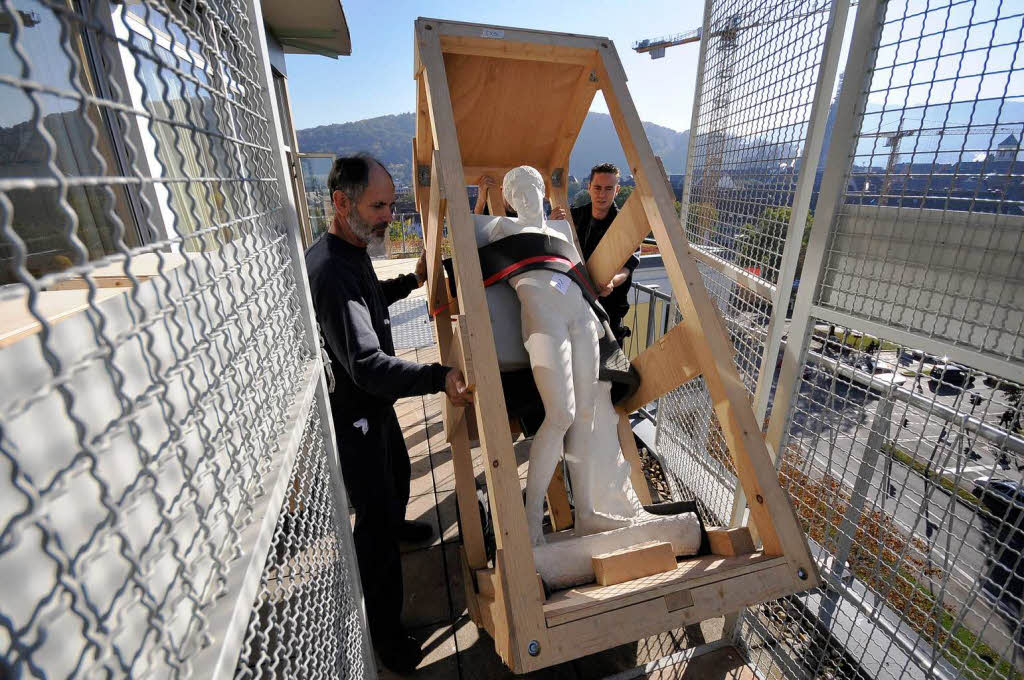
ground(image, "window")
xmin=0 ymin=0 xmax=141 ymax=286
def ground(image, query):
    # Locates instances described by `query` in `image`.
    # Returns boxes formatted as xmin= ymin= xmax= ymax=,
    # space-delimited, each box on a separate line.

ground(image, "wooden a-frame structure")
xmin=412 ymin=18 xmax=818 ymax=673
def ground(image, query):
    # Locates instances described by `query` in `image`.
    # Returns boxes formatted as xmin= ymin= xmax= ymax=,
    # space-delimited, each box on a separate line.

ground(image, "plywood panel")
xmin=444 ymin=53 xmax=584 ymax=171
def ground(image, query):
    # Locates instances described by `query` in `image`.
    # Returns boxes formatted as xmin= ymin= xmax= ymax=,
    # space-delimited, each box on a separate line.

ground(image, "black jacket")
xmin=306 ymin=234 xmax=447 ymax=417
xmin=570 ymin=202 xmax=640 ymax=333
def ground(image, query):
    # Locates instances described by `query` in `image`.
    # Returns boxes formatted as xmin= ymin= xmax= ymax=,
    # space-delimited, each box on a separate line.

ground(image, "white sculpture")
xmin=481 ymin=167 xmax=699 ymax=588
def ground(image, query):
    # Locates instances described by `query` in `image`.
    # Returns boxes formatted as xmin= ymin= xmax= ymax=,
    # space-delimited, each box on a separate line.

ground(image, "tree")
xmin=614 ymin=184 xmax=634 ymax=208
xmin=736 ymin=206 xmax=813 ymax=284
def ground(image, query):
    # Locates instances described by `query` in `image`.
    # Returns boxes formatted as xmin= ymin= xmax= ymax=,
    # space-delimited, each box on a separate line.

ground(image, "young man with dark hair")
xmin=552 ymin=162 xmax=639 ymax=345
xmin=305 ymin=153 xmax=472 ymax=673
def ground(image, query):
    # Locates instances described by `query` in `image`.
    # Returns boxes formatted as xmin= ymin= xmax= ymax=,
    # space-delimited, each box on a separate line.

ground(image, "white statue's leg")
xmin=564 ymin=308 xmax=633 ymax=536
xmin=518 ymin=280 xmax=575 ymax=546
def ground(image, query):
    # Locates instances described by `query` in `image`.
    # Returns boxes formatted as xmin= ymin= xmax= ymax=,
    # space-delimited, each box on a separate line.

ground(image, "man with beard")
xmin=305 ymin=154 xmax=472 ymax=673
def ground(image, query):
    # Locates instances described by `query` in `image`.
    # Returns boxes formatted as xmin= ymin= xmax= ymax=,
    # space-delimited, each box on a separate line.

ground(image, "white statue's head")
xmin=502 ymin=166 xmax=545 ymax=224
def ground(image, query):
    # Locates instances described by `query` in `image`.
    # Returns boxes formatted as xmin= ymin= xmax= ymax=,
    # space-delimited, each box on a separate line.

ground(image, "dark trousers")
xmin=332 ymin=403 xmax=411 ymax=644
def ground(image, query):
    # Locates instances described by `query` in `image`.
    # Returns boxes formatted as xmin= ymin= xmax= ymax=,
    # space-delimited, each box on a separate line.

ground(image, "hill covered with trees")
xmin=296 ymin=112 xmax=689 ymax=186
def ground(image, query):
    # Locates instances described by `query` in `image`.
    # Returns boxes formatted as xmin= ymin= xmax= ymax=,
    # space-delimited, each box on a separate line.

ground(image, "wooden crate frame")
xmin=412 ymin=17 xmax=818 ymax=673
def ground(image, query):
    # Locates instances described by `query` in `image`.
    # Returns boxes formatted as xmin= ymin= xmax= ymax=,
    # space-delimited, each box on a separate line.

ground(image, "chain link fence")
xmin=660 ymin=0 xmax=1024 ymax=678
xmin=0 ymin=0 xmax=372 ymax=677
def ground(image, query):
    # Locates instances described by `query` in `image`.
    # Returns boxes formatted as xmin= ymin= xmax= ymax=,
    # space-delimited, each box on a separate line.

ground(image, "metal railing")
xmin=0 ymin=1 xmax=372 ymax=677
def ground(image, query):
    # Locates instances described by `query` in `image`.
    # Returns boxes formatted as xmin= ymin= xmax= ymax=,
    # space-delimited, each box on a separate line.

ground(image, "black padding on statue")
xmin=643 ymin=500 xmax=711 ymax=556
xmin=441 ymin=232 xmax=641 ymax=406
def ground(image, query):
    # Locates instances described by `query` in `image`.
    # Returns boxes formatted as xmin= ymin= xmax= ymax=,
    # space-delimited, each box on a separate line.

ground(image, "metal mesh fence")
xmin=236 ymin=406 xmax=370 ymax=680
xmin=656 ymin=0 xmax=837 ymax=525
xmin=717 ymin=1 xmax=1024 ymax=679
xmin=0 ymin=0 xmax=371 ymax=677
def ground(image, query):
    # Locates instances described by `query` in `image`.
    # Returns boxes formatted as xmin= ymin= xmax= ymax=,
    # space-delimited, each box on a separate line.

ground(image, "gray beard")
xmin=350 ymin=210 xmax=385 ymax=248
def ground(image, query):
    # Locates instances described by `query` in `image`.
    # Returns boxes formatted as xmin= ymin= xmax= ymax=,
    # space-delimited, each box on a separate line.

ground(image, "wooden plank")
xmin=586 ymin=191 xmax=649 ymax=288
xmin=433 ymin=18 xmax=608 ymax=55
xmin=476 ymin=567 xmax=496 ymax=599
xmin=545 ymin=463 xmax=574 ymax=531
xmin=546 ymin=59 xmax=599 ymax=171
xmin=440 ymin=34 xmax=597 ymax=66
xmin=418 ymin=21 xmax=549 ymax=669
xmin=479 ymin=567 xmax=546 ymax=601
xmin=450 ymin=410 xmax=488 ymax=568
xmin=617 ymin=414 xmax=653 ymax=505
xmin=592 ymin=541 xmax=676 ymax=586
xmin=425 ymin=153 xmax=449 ymax=313
xmin=442 ymin=51 xmax=582 ymax=174
xmin=446 ymin=314 xmax=476 ymax=390
xmin=0 ymin=288 xmax=128 ymax=349
xmin=707 ymin=527 xmax=756 ymax=557
xmin=460 ymin=545 xmax=484 ymax=626
xmin=597 ymin=45 xmax=816 ymax=580
xmin=541 ymin=562 xmax=798 ymax=666
xmin=543 ymin=552 xmax=781 ymax=627
xmin=616 ymin=323 xmax=702 ymax=414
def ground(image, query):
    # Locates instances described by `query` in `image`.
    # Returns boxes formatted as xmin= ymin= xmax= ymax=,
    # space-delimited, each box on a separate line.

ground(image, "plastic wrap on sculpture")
xmin=479 ymin=166 xmax=699 ymax=590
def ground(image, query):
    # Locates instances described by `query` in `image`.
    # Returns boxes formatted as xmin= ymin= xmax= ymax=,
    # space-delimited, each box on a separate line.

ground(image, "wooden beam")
xmin=540 ymin=561 xmax=797 ymax=667
xmin=545 ymin=463 xmax=574 ymax=531
xmin=616 ymin=323 xmax=702 ymax=415
xmin=432 ymin=19 xmax=606 ymax=59
xmin=440 ymin=35 xmax=597 ymax=66
xmin=417 ymin=19 xmax=549 ymax=667
xmin=592 ymin=542 xmax=676 ymax=586
xmin=445 ymin=314 xmax=476 ymax=390
xmin=617 ymin=414 xmax=653 ymax=505
xmin=544 ymin=552 xmax=782 ymax=626
xmin=586 ymin=191 xmax=649 ymax=288
xmin=459 ymin=545 xmax=484 ymax=625
xmin=424 ymin=153 xmax=449 ymax=313
xmin=596 ymin=43 xmax=815 ymax=581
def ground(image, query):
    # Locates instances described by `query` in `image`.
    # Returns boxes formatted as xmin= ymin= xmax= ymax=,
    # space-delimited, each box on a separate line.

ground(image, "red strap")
xmin=481 ymin=255 xmax=574 ymax=287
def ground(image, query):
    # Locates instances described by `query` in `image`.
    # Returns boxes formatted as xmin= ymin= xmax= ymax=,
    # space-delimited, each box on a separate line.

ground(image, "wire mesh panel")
xmin=656 ymin=0 xmax=841 ymax=521
xmin=738 ymin=0 xmax=1024 ymax=678
xmin=0 ymin=0 xmax=371 ymax=677
xmin=236 ymin=406 xmax=370 ymax=680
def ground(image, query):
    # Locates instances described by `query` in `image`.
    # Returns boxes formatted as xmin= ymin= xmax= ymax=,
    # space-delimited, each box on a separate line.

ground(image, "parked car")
xmin=928 ymin=363 xmax=975 ymax=389
xmin=972 ymin=478 xmax=1024 ymax=620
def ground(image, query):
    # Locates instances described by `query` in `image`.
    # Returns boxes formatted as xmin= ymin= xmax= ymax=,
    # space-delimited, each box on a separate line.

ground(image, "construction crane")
xmin=632 ymin=28 xmax=701 ymax=59
xmin=633 ymin=3 xmax=835 ymax=246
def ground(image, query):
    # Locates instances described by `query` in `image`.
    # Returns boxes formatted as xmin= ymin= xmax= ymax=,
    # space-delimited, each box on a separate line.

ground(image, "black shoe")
xmin=377 ymin=632 xmax=424 ymax=674
xmin=399 ymin=519 xmax=434 ymax=543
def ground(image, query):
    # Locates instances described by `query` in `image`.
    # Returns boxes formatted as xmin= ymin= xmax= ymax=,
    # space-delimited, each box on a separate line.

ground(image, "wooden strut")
xmin=414 ymin=17 xmax=817 ymax=673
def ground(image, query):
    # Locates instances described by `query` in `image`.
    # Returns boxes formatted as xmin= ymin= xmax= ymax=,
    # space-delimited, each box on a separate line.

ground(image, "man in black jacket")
xmin=305 ymin=154 xmax=471 ymax=673
xmin=553 ymin=163 xmax=639 ymax=345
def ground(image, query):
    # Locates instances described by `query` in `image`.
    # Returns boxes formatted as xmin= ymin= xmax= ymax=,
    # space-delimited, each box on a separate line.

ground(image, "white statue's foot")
xmin=573 ymin=510 xmax=632 ymax=537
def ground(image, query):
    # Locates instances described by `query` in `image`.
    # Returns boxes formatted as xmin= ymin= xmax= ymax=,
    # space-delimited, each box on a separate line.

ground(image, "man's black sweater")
xmin=571 ymin=202 xmax=640 ymax=336
xmin=306 ymin=233 xmax=448 ymax=417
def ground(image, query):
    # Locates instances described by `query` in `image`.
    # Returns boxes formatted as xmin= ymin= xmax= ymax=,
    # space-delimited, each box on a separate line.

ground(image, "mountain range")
xmin=296 ymin=112 xmax=690 ymax=186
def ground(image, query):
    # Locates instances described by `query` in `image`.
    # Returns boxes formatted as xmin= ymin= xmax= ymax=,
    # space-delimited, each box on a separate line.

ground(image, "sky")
xmin=284 ymin=0 xmax=702 ymax=132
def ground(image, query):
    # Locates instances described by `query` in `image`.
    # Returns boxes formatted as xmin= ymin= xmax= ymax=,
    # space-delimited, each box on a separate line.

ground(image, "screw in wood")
xmin=527 ymin=640 xmax=541 ymax=656
xmin=797 ymin=568 xmax=808 ymax=580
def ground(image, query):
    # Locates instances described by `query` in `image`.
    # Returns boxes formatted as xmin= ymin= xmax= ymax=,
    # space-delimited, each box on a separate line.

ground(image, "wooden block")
xmin=546 ymin=463 xmax=574 ymax=530
xmin=707 ymin=527 xmax=755 ymax=557
xmin=591 ymin=541 xmax=677 ymax=587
